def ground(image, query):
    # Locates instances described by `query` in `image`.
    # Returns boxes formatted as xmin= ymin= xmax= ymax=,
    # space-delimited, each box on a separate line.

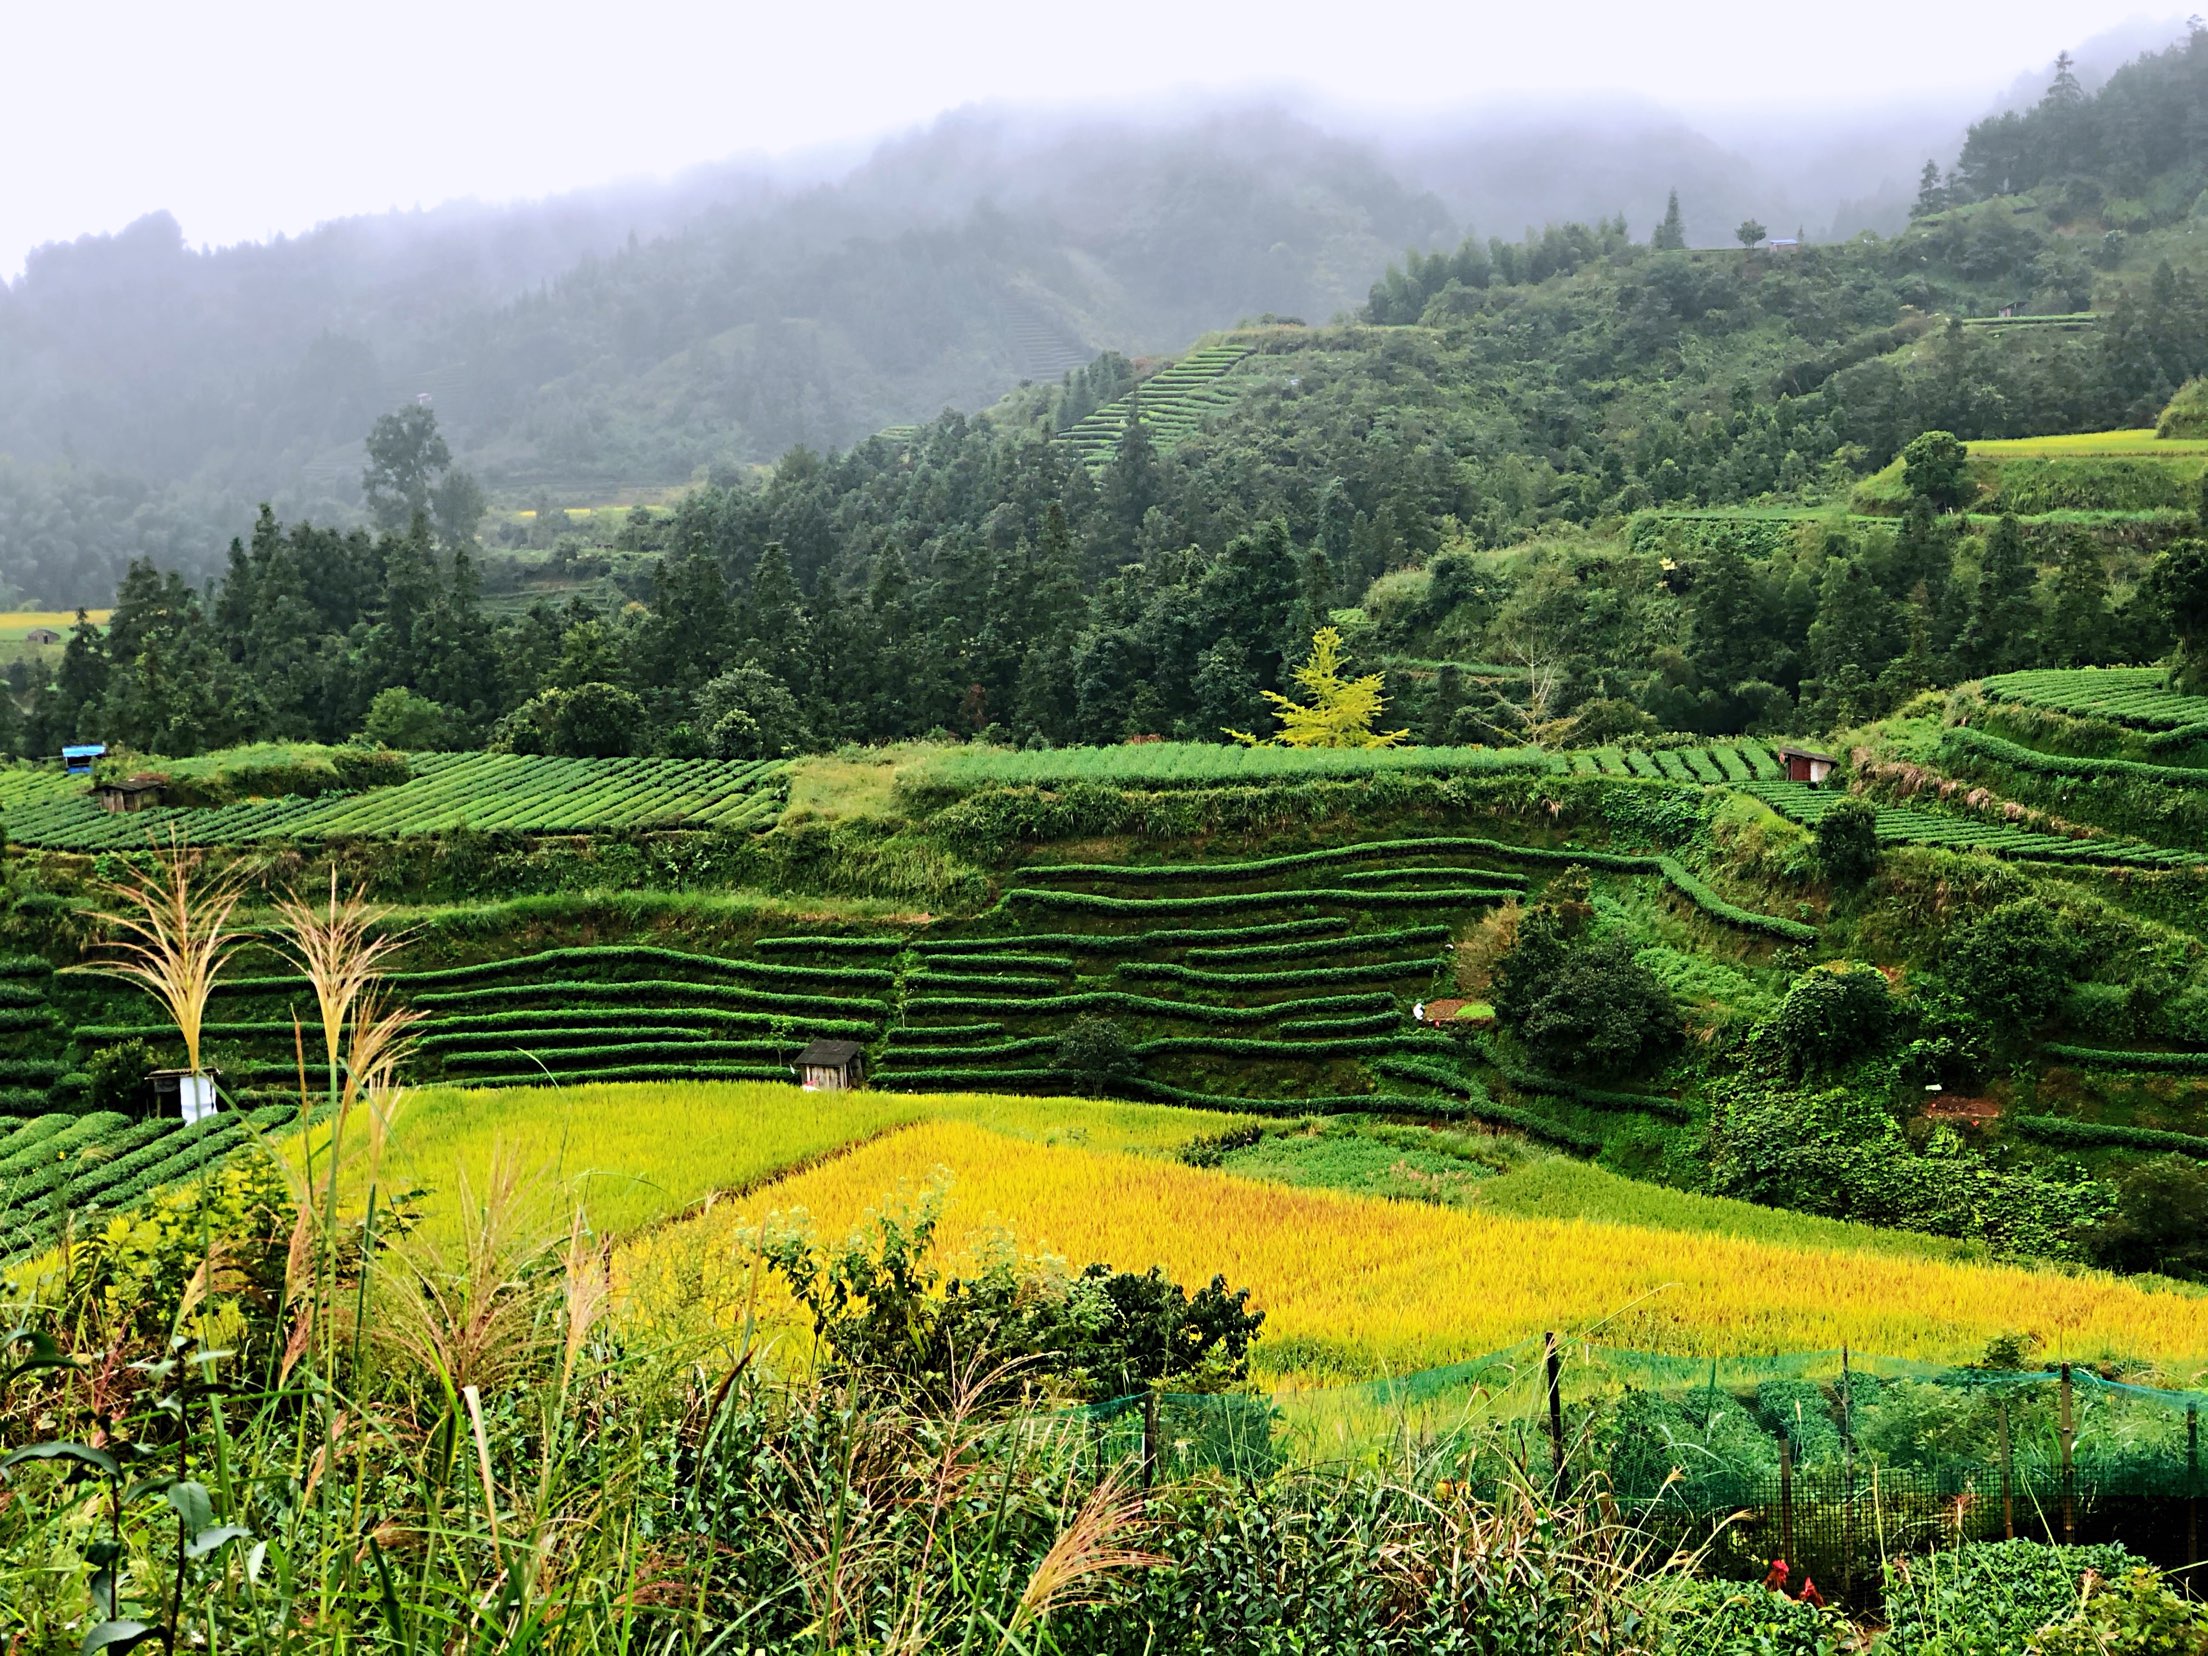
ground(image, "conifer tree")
xmin=1653 ymin=191 xmax=1687 ymax=251
xmin=1960 ymin=516 xmax=2042 ymax=675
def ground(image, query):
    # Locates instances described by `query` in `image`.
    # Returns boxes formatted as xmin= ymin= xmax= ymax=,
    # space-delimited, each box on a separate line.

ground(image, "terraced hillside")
xmin=0 ymin=1102 xmax=294 ymax=1258
xmin=0 ymin=753 xmax=789 ymax=849
xmin=1060 ymin=342 xmax=1252 ymax=467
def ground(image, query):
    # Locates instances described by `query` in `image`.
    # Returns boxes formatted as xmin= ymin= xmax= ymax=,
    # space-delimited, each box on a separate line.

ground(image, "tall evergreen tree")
xmin=2043 ymin=535 xmax=2112 ymax=667
xmin=1959 ymin=516 xmax=2042 ymax=675
xmin=1653 ymin=191 xmax=1687 ymax=250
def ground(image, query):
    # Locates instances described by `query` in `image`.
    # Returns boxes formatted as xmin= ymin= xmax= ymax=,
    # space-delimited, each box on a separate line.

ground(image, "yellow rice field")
xmin=617 ymin=1120 xmax=2208 ymax=1381
xmin=1964 ymin=430 xmax=2208 ymax=458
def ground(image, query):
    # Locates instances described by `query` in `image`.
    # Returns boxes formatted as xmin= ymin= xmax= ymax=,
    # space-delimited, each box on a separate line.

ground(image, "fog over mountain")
xmin=0 ymin=10 xmax=2186 ymax=605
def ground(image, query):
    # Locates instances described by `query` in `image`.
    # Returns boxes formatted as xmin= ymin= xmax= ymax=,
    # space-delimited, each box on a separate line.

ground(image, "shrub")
xmin=1944 ymin=899 xmax=2081 ymax=1038
xmin=1055 ymin=1014 xmax=1139 ymax=1097
xmin=85 ymin=1037 xmax=157 ymax=1115
xmin=1503 ymin=928 xmax=1679 ymax=1079
xmin=1637 ymin=1577 xmax=1843 ymax=1656
xmin=1901 ymin=429 xmax=1973 ymax=511
xmin=2157 ymin=377 xmax=2208 ymax=440
xmin=359 ymin=686 xmax=459 ymax=751
xmin=1881 ymin=1540 xmax=2146 ymax=1656
xmin=1811 ymin=795 xmax=1880 ymax=885
xmin=2026 ymin=1564 xmax=2208 ymax=1653
xmin=1762 ymin=962 xmax=1893 ymax=1076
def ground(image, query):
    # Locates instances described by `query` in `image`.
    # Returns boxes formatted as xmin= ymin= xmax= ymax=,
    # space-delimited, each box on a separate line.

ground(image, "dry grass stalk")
xmin=376 ymin=1152 xmax=556 ymax=1397
xmin=73 ymin=836 xmax=246 ymax=1074
xmin=1011 ymin=1465 xmax=1163 ymax=1632
xmin=275 ymin=872 xmax=410 ymax=1096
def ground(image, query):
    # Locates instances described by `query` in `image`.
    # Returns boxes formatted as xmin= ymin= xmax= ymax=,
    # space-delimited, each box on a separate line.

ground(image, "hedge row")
xmin=1946 ymin=724 xmax=2208 ymax=789
xmin=895 ymin=989 xmax=1397 ymax=1023
xmin=0 ymin=1110 xmax=140 ymax=1176
xmin=882 ymin=1021 xmax=1003 ymax=1041
xmin=0 ymin=955 xmax=52 ymax=978
xmin=1119 ymin=957 xmax=1440 ymax=990
xmin=409 ymin=979 xmax=889 ymax=1016
xmin=1338 ymin=866 xmax=1528 ymax=886
xmin=421 ymin=1027 xmax=794 ymax=1056
xmin=385 ymin=945 xmax=896 ymax=990
xmin=1131 ymin=1035 xmax=1423 ymax=1061
xmin=1111 ymin=1077 xmax=1447 ymax=1118
xmin=1020 ymin=837 xmax=1559 ymax=883
xmin=1002 ymin=886 xmax=1519 ymax=915
xmin=0 ymin=982 xmax=46 ymax=1008
xmin=905 ymin=970 xmax=1062 ymax=992
xmin=1654 ymin=858 xmax=1818 ymax=943
xmin=1274 ymin=1012 xmax=1401 ymax=1036
xmin=0 ymin=1089 xmax=60 ymax=1115
xmin=419 ymin=1008 xmax=878 ymax=1038
xmin=2010 ymin=1113 xmax=2208 ymax=1157
xmin=920 ymin=919 xmax=1348 ymax=952
xmin=908 ymin=953 xmax=1075 ymax=972
xmin=438 ymin=1040 xmax=791 ymax=1071
xmin=1474 ymin=1038 xmax=1693 ymax=1122
xmin=446 ymin=1063 xmax=795 ymax=1090
xmin=755 ymin=935 xmax=906 ymax=952
xmin=0 ymin=1008 xmax=56 ymax=1032
xmin=1366 ymin=1057 xmax=1605 ymax=1151
xmin=878 ymin=1036 xmax=1058 ymax=1062
xmin=1185 ymin=925 xmax=1452 ymax=966
xmin=0 ymin=1060 xmax=65 ymax=1087
xmin=2043 ymin=1044 xmax=2208 ymax=1073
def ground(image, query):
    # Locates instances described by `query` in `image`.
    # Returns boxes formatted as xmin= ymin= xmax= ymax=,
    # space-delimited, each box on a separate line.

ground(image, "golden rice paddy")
xmin=617 ymin=1118 xmax=2208 ymax=1382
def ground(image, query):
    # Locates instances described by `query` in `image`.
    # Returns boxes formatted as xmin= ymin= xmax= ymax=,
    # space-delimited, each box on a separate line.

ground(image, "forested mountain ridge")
xmin=0 ymin=23 xmax=2180 ymax=611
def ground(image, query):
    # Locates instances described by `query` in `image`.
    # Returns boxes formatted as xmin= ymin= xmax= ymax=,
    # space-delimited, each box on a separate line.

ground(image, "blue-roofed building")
xmin=61 ymin=743 xmax=106 ymax=776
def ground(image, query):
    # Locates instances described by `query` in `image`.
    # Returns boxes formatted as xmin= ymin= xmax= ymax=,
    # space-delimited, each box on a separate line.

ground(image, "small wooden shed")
xmin=1774 ymin=745 xmax=1839 ymax=786
xmin=93 ymin=774 xmax=167 ymax=813
xmin=150 ymin=1069 xmax=220 ymax=1124
xmin=794 ymin=1038 xmax=867 ymax=1091
xmin=22 ymin=627 xmax=59 ymax=645
xmin=61 ymin=742 xmax=106 ymax=776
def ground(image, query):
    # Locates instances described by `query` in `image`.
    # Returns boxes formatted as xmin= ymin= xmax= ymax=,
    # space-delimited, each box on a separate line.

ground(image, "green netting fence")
xmin=1061 ymin=1340 xmax=2208 ymax=1599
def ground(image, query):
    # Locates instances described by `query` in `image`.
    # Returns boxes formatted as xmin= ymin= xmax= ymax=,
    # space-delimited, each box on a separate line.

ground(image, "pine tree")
xmin=1912 ymin=161 xmax=1949 ymax=220
xmin=2044 ymin=536 xmax=2111 ymax=667
xmin=1653 ymin=191 xmax=1687 ymax=251
xmin=1098 ymin=387 xmax=1161 ymax=558
xmin=1960 ymin=516 xmax=2042 ymax=675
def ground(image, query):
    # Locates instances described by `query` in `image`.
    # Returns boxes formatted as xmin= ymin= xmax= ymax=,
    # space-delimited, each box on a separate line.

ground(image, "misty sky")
xmin=3 ymin=0 xmax=2173 ymax=277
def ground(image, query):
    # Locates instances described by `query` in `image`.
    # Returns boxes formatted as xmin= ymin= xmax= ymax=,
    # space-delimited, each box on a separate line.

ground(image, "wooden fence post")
xmin=1544 ymin=1332 xmax=1566 ymax=1493
xmin=2059 ymin=1363 xmax=2076 ymax=1547
xmin=1841 ymin=1347 xmax=1857 ymax=1600
xmin=1142 ymin=1388 xmax=1159 ymax=1492
xmin=1999 ymin=1396 xmax=2015 ymax=1542
xmin=2189 ymin=1403 xmax=2199 ymax=1575
xmin=1779 ymin=1432 xmax=1795 ymax=1565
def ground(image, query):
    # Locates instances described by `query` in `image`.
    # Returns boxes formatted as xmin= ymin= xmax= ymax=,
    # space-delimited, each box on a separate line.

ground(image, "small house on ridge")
xmin=1774 ymin=745 xmax=1839 ymax=785
xmin=794 ymin=1038 xmax=868 ymax=1091
xmin=22 ymin=627 xmax=59 ymax=645
xmin=93 ymin=774 xmax=167 ymax=813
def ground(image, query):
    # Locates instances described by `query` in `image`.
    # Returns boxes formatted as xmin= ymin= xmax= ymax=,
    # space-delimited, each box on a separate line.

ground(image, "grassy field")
xmin=1963 ymin=430 xmax=2208 ymax=457
xmin=0 ymin=609 xmax=105 ymax=663
xmin=342 ymin=1080 xmax=1253 ymax=1246
xmin=615 ymin=1110 xmax=2208 ymax=1381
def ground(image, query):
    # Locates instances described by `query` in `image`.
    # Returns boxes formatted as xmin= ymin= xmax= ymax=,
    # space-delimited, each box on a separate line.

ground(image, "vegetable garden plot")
xmin=0 ymin=753 xmax=789 ymax=849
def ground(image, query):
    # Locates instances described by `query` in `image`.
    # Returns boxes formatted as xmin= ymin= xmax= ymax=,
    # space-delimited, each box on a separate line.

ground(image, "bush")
xmin=358 ymin=686 xmax=459 ymax=751
xmin=1497 ymin=913 xmax=1679 ymax=1079
xmin=1811 ymin=795 xmax=1880 ymax=885
xmin=1881 ymin=1540 xmax=2149 ymax=1656
xmin=1055 ymin=1014 xmax=1138 ymax=1097
xmin=84 ymin=1037 xmax=156 ymax=1115
xmin=2094 ymin=1156 xmax=2208 ymax=1277
xmin=1638 ymin=1577 xmax=1843 ymax=1656
xmin=1762 ymin=962 xmax=1893 ymax=1076
xmin=1944 ymin=899 xmax=2082 ymax=1039
xmin=2157 ymin=377 xmax=2208 ymax=440
xmin=2027 ymin=1565 xmax=2208 ymax=1654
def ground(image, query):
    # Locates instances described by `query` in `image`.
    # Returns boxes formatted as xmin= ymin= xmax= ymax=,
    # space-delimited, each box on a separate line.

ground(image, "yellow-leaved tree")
xmin=1228 ymin=626 xmax=1408 ymax=748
